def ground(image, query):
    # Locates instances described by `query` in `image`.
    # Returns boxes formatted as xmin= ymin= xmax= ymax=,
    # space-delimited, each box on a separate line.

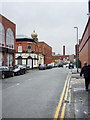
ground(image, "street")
xmin=2 ymin=67 xmax=68 ymax=118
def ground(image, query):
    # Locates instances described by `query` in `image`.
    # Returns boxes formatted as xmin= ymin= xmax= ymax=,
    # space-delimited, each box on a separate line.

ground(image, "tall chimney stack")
xmin=63 ymin=45 xmax=65 ymax=56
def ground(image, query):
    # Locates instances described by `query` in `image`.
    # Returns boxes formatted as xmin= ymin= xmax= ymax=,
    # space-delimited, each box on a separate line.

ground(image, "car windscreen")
xmin=0 ymin=67 xmax=9 ymax=70
xmin=40 ymin=65 xmax=45 ymax=67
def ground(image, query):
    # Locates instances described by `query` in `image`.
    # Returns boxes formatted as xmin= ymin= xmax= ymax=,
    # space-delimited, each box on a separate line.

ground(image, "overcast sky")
xmin=0 ymin=0 xmax=89 ymax=55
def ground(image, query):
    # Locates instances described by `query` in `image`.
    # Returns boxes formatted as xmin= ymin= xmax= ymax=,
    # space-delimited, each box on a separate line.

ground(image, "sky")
xmin=0 ymin=0 xmax=89 ymax=55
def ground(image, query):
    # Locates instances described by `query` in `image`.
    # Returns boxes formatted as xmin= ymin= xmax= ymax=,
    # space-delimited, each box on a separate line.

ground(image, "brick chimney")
xmin=63 ymin=45 xmax=65 ymax=56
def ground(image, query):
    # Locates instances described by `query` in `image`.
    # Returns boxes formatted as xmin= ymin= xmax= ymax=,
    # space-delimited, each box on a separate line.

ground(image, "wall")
xmin=38 ymin=42 xmax=52 ymax=64
xmin=0 ymin=14 xmax=16 ymax=66
xmin=79 ymin=17 xmax=90 ymax=66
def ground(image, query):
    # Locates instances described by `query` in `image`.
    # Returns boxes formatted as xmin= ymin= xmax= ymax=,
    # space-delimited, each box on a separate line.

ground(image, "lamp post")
xmin=74 ymin=27 xmax=79 ymax=73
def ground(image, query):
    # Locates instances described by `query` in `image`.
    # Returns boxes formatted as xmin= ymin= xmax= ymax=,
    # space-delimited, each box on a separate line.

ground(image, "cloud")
xmin=1 ymin=0 xmax=88 ymax=2
xmin=1 ymin=2 xmax=88 ymax=55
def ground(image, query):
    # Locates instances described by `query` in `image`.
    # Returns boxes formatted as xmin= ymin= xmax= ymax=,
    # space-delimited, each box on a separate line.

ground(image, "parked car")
xmin=65 ymin=64 xmax=69 ymax=68
xmin=26 ymin=65 xmax=31 ymax=70
xmin=58 ymin=64 xmax=63 ymax=67
xmin=46 ymin=64 xmax=52 ymax=69
xmin=39 ymin=64 xmax=47 ymax=70
xmin=54 ymin=64 xmax=58 ymax=67
xmin=0 ymin=66 xmax=14 ymax=79
xmin=20 ymin=64 xmax=30 ymax=70
xmin=13 ymin=65 xmax=26 ymax=75
xmin=68 ymin=63 xmax=74 ymax=69
xmin=49 ymin=63 xmax=55 ymax=68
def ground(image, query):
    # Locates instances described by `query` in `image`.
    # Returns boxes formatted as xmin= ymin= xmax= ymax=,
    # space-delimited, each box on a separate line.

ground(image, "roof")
xmin=0 ymin=14 xmax=16 ymax=25
xmin=16 ymin=36 xmax=35 ymax=42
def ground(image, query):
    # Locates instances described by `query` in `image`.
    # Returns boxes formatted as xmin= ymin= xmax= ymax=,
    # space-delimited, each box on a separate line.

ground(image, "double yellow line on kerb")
xmin=53 ymin=71 xmax=71 ymax=120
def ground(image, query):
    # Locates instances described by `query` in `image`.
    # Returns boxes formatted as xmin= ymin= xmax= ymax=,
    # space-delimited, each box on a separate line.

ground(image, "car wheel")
xmin=2 ymin=74 xmax=5 ymax=79
xmin=20 ymin=71 xmax=23 ymax=75
xmin=18 ymin=71 xmax=20 ymax=75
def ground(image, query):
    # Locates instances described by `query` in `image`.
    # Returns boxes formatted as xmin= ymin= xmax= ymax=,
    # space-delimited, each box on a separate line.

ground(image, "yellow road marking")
xmin=60 ymin=73 xmax=71 ymax=120
xmin=53 ymin=72 xmax=70 ymax=119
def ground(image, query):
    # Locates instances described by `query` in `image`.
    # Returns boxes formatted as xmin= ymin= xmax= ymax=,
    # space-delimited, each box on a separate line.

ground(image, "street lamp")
xmin=74 ymin=27 xmax=79 ymax=73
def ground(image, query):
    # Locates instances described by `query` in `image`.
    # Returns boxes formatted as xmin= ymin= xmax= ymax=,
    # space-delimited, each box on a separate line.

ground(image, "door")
xmin=27 ymin=59 xmax=32 ymax=68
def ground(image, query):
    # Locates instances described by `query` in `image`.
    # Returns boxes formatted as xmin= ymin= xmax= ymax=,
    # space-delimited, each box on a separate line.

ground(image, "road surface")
xmin=2 ymin=67 xmax=69 ymax=118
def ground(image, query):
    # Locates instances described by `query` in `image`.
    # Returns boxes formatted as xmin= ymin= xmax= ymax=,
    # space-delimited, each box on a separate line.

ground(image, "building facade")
xmin=15 ymin=37 xmax=44 ymax=68
xmin=15 ymin=37 xmax=52 ymax=68
xmin=0 ymin=14 xmax=16 ymax=67
xmin=79 ymin=17 xmax=90 ymax=66
xmin=52 ymin=55 xmax=70 ymax=63
xmin=38 ymin=42 xmax=52 ymax=65
xmin=52 ymin=45 xmax=75 ymax=64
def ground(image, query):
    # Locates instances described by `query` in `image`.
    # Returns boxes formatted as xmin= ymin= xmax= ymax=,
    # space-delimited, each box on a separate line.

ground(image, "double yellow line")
xmin=53 ymin=72 xmax=71 ymax=120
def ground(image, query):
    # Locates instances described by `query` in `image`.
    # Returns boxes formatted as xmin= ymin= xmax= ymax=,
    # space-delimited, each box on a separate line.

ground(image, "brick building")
xmin=79 ymin=17 xmax=90 ymax=66
xmin=0 ymin=14 xmax=16 ymax=66
xmin=52 ymin=45 xmax=75 ymax=64
xmin=52 ymin=55 xmax=69 ymax=61
xmin=15 ymin=36 xmax=44 ymax=68
xmin=15 ymin=36 xmax=52 ymax=68
xmin=38 ymin=42 xmax=52 ymax=65
xmin=52 ymin=55 xmax=70 ymax=63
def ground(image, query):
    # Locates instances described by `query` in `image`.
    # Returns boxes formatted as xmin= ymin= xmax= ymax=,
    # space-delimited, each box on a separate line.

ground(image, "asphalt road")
xmin=2 ymin=67 xmax=69 ymax=118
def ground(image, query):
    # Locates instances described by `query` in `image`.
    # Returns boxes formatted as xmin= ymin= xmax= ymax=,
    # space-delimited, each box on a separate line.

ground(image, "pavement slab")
xmin=65 ymin=69 xmax=90 ymax=120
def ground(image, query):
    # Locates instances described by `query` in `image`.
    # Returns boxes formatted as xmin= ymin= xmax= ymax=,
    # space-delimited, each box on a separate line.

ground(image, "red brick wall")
xmin=0 ymin=14 xmax=16 ymax=47
xmin=15 ymin=42 xmax=39 ymax=53
xmin=88 ymin=37 xmax=90 ymax=64
xmin=79 ymin=17 xmax=90 ymax=66
xmin=38 ymin=42 xmax=52 ymax=64
xmin=79 ymin=42 xmax=89 ymax=66
xmin=0 ymin=14 xmax=16 ymax=66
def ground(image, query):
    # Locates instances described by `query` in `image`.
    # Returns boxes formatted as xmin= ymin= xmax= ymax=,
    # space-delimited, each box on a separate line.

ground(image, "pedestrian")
xmin=80 ymin=61 xmax=90 ymax=91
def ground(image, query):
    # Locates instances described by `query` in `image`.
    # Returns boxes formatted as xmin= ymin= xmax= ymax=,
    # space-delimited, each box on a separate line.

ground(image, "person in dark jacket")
xmin=80 ymin=61 xmax=90 ymax=91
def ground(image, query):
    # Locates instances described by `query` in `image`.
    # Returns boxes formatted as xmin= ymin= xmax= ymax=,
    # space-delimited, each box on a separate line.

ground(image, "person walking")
xmin=80 ymin=61 xmax=90 ymax=91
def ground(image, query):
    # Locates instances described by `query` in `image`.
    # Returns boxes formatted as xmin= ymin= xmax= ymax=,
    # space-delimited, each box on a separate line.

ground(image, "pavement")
xmin=65 ymin=68 xmax=90 ymax=120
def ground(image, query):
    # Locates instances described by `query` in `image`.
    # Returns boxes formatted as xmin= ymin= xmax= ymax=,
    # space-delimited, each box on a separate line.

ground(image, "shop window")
xmin=17 ymin=56 xmax=22 ymax=65
xmin=34 ymin=60 xmax=36 ymax=65
xmin=34 ymin=55 xmax=36 ymax=65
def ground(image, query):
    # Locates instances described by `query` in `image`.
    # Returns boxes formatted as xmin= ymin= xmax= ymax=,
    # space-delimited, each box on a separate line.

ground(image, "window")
xmin=27 ymin=46 xmax=31 ymax=52
xmin=17 ymin=56 xmax=22 ymax=65
xmin=0 ymin=52 xmax=2 ymax=66
xmin=6 ymin=28 xmax=14 ymax=48
xmin=34 ymin=55 xmax=36 ymax=65
xmin=6 ymin=54 xmax=13 ymax=66
xmin=0 ymin=23 xmax=5 ymax=46
xmin=7 ymin=54 xmax=9 ymax=66
xmin=18 ymin=46 xmax=22 ymax=52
